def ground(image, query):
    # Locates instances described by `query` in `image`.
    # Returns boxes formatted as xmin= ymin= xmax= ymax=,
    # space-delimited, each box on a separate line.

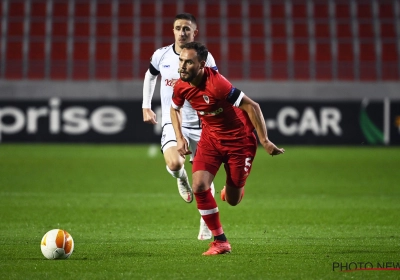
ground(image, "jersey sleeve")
xmin=171 ymin=81 xmax=185 ymax=109
xmin=149 ymin=50 xmax=161 ymax=75
xmin=206 ymin=52 xmax=218 ymax=71
xmin=226 ymin=88 xmax=244 ymax=107
xmin=213 ymin=73 xmax=233 ymax=98
xmin=214 ymin=72 xmax=244 ymax=107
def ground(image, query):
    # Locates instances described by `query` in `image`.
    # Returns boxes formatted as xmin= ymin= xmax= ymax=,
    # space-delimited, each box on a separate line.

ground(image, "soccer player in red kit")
xmin=170 ymin=42 xmax=285 ymax=255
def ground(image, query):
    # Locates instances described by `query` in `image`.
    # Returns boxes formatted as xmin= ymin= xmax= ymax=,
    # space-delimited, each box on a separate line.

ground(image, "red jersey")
xmin=172 ymin=67 xmax=255 ymax=141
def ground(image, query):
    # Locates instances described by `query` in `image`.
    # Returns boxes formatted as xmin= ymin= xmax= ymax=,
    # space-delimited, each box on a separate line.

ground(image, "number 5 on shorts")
xmin=244 ymin=157 xmax=252 ymax=172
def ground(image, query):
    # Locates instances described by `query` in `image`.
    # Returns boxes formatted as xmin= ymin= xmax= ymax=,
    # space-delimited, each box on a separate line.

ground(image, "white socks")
xmin=166 ymin=165 xmax=186 ymax=179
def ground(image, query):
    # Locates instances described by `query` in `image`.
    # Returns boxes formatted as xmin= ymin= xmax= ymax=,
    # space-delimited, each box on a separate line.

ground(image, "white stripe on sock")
xmin=199 ymin=207 xmax=219 ymax=216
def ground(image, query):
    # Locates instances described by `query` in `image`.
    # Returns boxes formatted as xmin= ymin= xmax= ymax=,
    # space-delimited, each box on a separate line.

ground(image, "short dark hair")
xmin=174 ymin=13 xmax=197 ymax=26
xmin=181 ymin=42 xmax=208 ymax=62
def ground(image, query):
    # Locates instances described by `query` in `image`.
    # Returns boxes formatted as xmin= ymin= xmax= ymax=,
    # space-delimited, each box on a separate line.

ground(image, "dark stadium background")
xmin=0 ymin=0 xmax=399 ymax=145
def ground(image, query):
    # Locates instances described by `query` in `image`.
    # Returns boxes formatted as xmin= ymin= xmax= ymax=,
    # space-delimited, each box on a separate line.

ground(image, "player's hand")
xmin=262 ymin=140 xmax=285 ymax=156
xmin=143 ymin=108 xmax=157 ymax=124
xmin=177 ymin=138 xmax=192 ymax=159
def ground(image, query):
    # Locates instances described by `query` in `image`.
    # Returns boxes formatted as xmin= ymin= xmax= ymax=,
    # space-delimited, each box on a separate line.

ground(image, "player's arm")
xmin=170 ymin=105 xmax=191 ymax=158
xmin=142 ymin=64 xmax=159 ymax=124
xmin=238 ymin=94 xmax=285 ymax=156
xmin=217 ymin=74 xmax=284 ymax=155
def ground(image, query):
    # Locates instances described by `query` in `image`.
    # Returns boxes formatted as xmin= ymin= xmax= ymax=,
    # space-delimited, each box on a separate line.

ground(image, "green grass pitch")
xmin=0 ymin=144 xmax=399 ymax=279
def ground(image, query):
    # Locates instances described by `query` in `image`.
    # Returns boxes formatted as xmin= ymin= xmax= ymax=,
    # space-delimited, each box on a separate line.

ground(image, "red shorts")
xmin=192 ymin=133 xmax=257 ymax=188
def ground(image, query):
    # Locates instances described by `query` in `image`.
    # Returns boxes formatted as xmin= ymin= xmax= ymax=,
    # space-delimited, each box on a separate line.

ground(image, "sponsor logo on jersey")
xmin=203 ymin=95 xmax=210 ymax=104
xmin=163 ymin=65 xmax=170 ymax=68
xmin=165 ymin=79 xmax=178 ymax=87
xmin=198 ymin=108 xmax=223 ymax=116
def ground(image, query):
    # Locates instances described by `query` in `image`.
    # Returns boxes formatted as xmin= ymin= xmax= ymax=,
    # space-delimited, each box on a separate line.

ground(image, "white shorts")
xmin=161 ymin=123 xmax=201 ymax=162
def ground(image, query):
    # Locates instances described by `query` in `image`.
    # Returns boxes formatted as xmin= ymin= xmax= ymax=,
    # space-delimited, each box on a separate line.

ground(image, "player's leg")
xmin=197 ymin=181 xmax=215 ymax=240
xmin=220 ymin=185 xmax=244 ymax=206
xmin=192 ymin=142 xmax=231 ymax=255
xmin=161 ymin=124 xmax=193 ymax=203
xmin=187 ymin=129 xmax=214 ymax=240
xmin=192 ymin=170 xmax=231 ymax=255
xmin=192 ymin=170 xmax=219 ymax=234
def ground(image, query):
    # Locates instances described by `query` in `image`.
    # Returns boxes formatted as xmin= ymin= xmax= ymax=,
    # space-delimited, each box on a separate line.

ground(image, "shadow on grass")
xmin=12 ymin=257 xmax=88 ymax=261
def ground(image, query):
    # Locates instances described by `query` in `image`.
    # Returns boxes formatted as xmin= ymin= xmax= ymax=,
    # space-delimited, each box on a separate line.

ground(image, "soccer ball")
xmin=40 ymin=229 xmax=74 ymax=259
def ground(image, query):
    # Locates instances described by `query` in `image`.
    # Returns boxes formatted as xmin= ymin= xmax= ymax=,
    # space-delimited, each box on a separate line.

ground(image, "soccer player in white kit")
xmin=142 ymin=13 xmax=217 ymax=240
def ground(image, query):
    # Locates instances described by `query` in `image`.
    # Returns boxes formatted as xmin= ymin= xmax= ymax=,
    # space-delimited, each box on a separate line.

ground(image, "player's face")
xmin=179 ymin=48 xmax=204 ymax=82
xmin=173 ymin=19 xmax=198 ymax=49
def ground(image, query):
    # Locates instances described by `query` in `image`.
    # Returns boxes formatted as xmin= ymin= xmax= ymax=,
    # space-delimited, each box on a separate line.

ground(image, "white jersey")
xmin=150 ymin=44 xmax=217 ymax=128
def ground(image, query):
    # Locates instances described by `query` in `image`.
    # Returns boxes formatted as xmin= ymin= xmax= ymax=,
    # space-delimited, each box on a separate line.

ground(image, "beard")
xmin=180 ymin=71 xmax=194 ymax=82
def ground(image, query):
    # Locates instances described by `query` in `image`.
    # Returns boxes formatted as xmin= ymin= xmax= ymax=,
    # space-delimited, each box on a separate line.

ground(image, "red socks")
xmin=194 ymin=188 xmax=224 ymax=236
